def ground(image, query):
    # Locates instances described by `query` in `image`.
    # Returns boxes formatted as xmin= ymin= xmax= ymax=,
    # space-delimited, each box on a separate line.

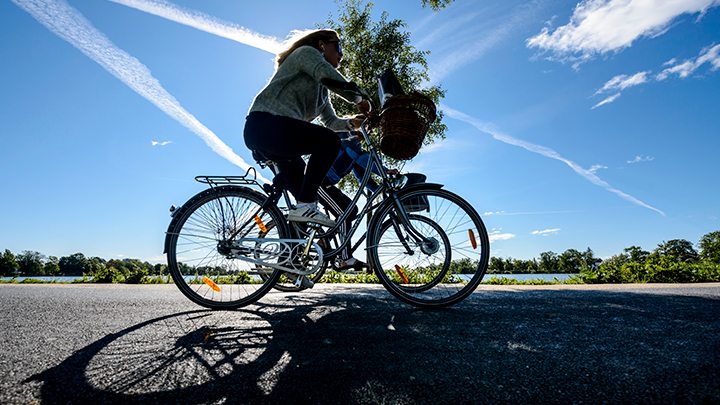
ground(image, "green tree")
xmin=581 ymin=247 xmax=601 ymax=270
xmin=44 ymin=256 xmax=61 ymax=276
xmin=421 ymin=0 xmax=455 ymax=11
xmin=511 ymin=258 xmax=528 ymax=273
xmin=624 ymin=246 xmax=649 ymax=264
xmin=153 ymin=263 xmax=166 ymax=276
xmin=323 ymin=0 xmax=447 ymax=184
xmin=650 ymin=239 xmax=698 ymax=263
xmin=526 ymin=258 xmax=539 ymax=273
xmin=489 ymin=256 xmax=505 ymax=273
xmin=538 ymin=251 xmax=558 ymax=273
xmin=17 ymin=251 xmax=47 ymax=276
xmin=699 ymin=231 xmax=720 ymax=264
xmin=0 ymin=249 xmax=19 ymax=277
xmin=59 ymin=253 xmax=91 ymax=276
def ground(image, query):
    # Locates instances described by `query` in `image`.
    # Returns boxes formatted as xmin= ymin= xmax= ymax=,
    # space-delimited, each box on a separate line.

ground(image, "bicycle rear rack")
xmin=195 ymin=167 xmax=261 ymax=188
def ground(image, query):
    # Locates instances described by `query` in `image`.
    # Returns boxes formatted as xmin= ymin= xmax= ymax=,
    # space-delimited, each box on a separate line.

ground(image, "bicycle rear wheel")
xmin=166 ymin=186 xmax=289 ymax=309
xmin=368 ymin=187 xmax=489 ymax=308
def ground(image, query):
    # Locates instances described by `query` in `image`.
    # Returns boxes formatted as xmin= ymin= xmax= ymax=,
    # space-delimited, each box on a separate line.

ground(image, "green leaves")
xmin=322 ymin=0 xmax=447 ymax=162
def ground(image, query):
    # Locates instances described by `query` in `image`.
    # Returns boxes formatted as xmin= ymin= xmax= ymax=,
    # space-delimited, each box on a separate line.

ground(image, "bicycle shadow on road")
xmin=26 ymin=289 xmax=720 ymax=404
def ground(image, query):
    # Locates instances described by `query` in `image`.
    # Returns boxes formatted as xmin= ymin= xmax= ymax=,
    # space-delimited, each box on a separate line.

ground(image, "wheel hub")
xmin=420 ymin=237 xmax=440 ymax=255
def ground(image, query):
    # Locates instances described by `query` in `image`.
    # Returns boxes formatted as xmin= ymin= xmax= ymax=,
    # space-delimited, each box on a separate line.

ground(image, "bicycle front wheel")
xmin=368 ymin=187 xmax=490 ymax=308
xmin=166 ymin=186 xmax=289 ymax=309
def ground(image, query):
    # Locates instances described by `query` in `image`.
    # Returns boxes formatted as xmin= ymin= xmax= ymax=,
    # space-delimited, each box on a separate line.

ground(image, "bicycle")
xmin=163 ymin=83 xmax=490 ymax=309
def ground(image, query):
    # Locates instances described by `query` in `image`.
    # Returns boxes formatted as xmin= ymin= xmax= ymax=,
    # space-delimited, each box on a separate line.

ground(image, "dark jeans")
xmin=244 ymin=112 xmax=341 ymax=202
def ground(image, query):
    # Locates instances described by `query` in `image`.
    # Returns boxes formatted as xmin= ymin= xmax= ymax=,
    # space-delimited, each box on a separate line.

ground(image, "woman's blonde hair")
xmin=276 ymin=29 xmax=339 ymax=67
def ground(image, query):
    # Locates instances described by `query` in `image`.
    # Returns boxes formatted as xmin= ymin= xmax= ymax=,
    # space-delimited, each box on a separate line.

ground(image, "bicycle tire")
xmin=166 ymin=185 xmax=289 ymax=309
xmin=367 ymin=187 xmax=490 ymax=308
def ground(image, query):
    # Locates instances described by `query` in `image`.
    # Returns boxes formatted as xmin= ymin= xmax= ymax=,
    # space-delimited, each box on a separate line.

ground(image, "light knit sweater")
xmin=248 ymin=46 xmax=357 ymax=133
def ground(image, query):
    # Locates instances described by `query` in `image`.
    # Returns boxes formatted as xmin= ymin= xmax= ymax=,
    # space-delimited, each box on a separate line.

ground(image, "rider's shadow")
xmin=26 ymin=290 xmax=720 ymax=404
xmin=26 ymin=294 xmax=439 ymax=405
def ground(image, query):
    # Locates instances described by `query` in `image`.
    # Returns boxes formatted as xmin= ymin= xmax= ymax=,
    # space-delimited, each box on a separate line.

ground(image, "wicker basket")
xmin=378 ymin=92 xmax=437 ymax=160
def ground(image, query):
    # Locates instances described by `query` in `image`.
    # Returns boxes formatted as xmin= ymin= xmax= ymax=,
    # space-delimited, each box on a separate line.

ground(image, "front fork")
xmin=389 ymin=193 xmax=439 ymax=255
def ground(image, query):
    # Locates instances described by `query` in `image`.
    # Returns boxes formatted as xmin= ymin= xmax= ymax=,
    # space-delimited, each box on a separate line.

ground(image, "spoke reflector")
xmin=203 ymin=276 xmax=221 ymax=292
xmin=469 ymin=229 xmax=477 ymax=250
xmin=254 ymin=215 xmax=268 ymax=233
xmin=395 ymin=265 xmax=409 ymax=284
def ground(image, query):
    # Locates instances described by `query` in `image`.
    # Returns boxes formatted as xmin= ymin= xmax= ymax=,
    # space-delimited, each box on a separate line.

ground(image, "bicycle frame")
xmin=259 ymin=120 xmax=442 ymax=266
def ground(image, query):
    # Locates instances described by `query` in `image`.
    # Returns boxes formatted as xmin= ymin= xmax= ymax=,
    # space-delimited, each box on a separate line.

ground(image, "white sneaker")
xmin=287 ymin=203 xmax=335 ymax=227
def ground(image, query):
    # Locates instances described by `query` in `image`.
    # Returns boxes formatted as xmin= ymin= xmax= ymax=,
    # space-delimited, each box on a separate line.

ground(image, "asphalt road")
xmin=1 ymin=283 xmax=719 ymax=405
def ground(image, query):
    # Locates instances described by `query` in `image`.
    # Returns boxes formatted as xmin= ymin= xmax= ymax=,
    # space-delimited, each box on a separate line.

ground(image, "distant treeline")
xmin=0 ymin=251 xmax=164 ymax=279
xmin=2 ymin=231 xmax=720 ymax=283
xmin=0 ymin=251 xmax=233 ymax=283
xmin=490 ymin=231 xmax=720 ymax=273
xmin=489 ymin=231 xmax=720 ymax=283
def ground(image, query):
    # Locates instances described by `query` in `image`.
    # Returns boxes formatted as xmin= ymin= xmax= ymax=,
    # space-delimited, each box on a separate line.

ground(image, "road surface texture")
xmin=1 ymin=283 xmax=719 ymax=404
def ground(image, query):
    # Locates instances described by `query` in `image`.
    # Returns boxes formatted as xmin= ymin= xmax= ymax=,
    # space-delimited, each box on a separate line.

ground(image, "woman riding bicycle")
xmin=244 ymin=29 xmax=371 ymax=228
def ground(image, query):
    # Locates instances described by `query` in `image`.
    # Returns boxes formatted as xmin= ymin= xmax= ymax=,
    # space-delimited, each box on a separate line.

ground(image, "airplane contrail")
xmin=107 ymin=0 xmax=284 ymax=54
xmin=443 ymin=105 xmax=666 ymax=216
xmin=12 ymin=0 xmax=269 ymax=183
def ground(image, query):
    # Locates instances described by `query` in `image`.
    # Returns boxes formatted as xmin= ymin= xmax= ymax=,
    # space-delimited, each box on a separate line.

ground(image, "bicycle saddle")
xmin=251 ymin=149 xmax=291 ymax=191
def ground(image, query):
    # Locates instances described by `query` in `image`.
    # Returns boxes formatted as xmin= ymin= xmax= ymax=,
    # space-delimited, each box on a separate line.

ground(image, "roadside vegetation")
xmin=2 ymin=231 xmax=718 ymax=285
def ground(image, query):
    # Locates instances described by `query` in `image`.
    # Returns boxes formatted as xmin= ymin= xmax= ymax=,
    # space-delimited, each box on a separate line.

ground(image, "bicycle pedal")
xmin=294 ymin=275 xmax=315 ymax=289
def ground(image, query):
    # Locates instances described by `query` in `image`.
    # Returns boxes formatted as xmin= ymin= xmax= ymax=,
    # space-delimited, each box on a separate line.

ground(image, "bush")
xmin=481 ymin=276 xmax=555 ymax=285
xmin=319 ymin=270 xmax=379 ymax=284
xmin=90 ymin=267 xmax=120 ymax=283
xmin=579 ymin=259 xmax=720 ymax=284
xmin=124 ymin=266 xmax=148 ymax=284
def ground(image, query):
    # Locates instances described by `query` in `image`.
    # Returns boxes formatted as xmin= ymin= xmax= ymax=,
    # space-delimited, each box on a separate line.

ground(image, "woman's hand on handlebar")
xmin=357 ymin=99 xmax=373 ymax=117
xmin=350 ymin=114 xmax=366 ymax=129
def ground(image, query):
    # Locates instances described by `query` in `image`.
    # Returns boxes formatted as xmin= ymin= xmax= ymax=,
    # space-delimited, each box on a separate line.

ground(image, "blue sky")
xmin=2 ymin=0 xmax=719 ymax=264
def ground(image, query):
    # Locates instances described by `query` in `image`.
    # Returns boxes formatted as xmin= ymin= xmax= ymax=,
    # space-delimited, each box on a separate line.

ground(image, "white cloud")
xmin=151 ymin=141 xmax=172 ymax=146
xmin=107 ymin=0 xmax=284 ymax=54
xmin=588 ymin=164 xmax=608 ymax=174
xmin=489 ymin=231 xmax=516 ymax=242
xmin=592 ymin=44 xmax=720 ymax=108
xmin=532 ymin=228 xmax=561 ymax=236
xmin=591 ymin=92 xmax=621 ymax=109
xmin=443 ymin=104 xmax=666 ymax=216
xmin=13 ymin=0 xmax=270 ymax=183
xmin=627 ymin=155 xmax=654 ymax=164
xmin=527 ymin=0 xmax=720 ymax=65
xmin=594 ymin=71 xmax=651 ymax=95
xmin=656 ymin=43 xmax=720 ymax=80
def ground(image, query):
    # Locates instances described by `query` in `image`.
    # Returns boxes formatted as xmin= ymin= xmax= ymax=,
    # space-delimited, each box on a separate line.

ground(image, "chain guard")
xmin=228 ymin=238 xmax=324 ymax=276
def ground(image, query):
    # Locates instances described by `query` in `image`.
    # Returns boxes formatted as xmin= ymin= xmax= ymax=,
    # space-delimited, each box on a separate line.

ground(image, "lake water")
xmin=1 ymin=273 xmax=576 ymax=283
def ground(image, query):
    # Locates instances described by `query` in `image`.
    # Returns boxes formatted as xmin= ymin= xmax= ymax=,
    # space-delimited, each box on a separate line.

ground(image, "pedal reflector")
xmin=203 ymin=276 xmax=221 ymax=292
xmin=394 ymin=265 xmax=409 ymax=284
xmin=254 ymin=215 xmax=268 ymax=233
xmin=469 ymin=229 xmax=477 ymax=250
